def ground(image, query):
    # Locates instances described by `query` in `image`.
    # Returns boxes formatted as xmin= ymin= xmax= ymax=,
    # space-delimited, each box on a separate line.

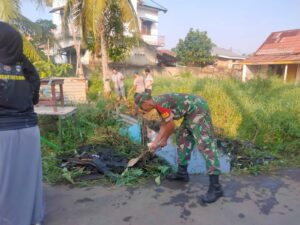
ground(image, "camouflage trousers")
xmin=176 ymin=109 xmax=220 ymax=175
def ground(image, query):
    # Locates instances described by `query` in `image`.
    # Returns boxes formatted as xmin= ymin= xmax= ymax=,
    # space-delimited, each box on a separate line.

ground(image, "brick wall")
xmin=116 ymin=66 xmax=242 ymax=79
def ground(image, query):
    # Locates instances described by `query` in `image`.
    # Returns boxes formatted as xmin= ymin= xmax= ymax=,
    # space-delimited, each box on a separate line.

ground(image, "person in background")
xmin=144 ymin=68 xmax=154 ymax=95
xmin=0 ymin=22 xmax=44 ymax=225
xmin=129 ymin=71 xmax=145 ymax=97
xmin=111 ymin=67 xmax=127 ymax=101
xmin=134 ymin=92 xmax=223 ymax=204
xmin=129 ymin=71 xmax=145 ymax=115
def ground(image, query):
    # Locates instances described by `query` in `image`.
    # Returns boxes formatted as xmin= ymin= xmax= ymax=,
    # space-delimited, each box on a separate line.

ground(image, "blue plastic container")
xmin=120 ymin=122 xmax=231 ymax=174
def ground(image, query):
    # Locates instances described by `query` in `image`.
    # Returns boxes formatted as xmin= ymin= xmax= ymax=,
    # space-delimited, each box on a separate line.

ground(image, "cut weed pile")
xmin=41 ymin=76 xmax=300 ymax=185
xmin=40 ymin=99 xmax=171 ymax=186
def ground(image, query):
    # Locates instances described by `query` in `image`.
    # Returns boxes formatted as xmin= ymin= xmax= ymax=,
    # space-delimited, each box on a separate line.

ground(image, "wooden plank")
xmin=60 ymin=77 xmax=87 ymax=103
xmin=35 ymin=106 xmax=77 ymax=116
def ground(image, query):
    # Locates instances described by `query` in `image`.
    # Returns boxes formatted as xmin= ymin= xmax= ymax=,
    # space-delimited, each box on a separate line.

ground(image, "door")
xmin=287 ymin=64 xmax=298 ymax=82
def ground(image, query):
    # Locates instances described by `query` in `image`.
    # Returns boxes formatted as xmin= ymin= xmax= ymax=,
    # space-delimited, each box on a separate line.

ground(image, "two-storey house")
xmin=49 ymin=0 xmax=167 ymax=66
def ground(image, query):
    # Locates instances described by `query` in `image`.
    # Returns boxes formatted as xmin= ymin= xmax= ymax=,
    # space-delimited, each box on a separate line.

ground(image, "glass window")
xmin=141 ymin=21 xmax=152 ymax=35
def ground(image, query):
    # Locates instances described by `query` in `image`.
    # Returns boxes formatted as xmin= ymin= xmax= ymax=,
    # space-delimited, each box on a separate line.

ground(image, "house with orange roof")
xmin=242 ymin=29 xmax=300 ymax=84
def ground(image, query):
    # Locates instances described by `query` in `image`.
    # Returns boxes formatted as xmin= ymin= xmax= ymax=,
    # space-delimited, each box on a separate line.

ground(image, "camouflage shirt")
xmin=153 ymin=93 xmax=209 ymax=122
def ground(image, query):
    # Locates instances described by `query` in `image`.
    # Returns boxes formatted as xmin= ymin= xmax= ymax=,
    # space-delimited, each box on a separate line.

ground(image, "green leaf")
xmin=62 ymin=168 xmax=75 ymax=184
xmin=158 ymin=165 xmax=170 ymax=175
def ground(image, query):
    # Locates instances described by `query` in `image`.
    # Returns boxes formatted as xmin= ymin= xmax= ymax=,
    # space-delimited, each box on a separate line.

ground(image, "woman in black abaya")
xmin=0 ymin=22 xmax=45 ymax=225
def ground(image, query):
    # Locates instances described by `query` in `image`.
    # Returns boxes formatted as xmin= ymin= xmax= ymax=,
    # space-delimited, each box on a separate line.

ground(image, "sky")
xmin=21 ymin=0 xmax=300 ymax=54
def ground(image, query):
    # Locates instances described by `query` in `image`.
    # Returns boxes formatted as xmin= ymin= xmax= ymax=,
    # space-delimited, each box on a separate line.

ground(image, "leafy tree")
xmin=104 ymin=0 xmax=138 ymax=62
xmin=1 ymin=0 xmax=139 ymax=87
xmin=34 ymin=19 xmax=57 ymax=60
xmin=33 ymin=19 xmax=56 ymax=44
xmin=174 ymin=28 xmax=215 ymax=67
xmin=64 ymin=0 xmax=139 ymax=95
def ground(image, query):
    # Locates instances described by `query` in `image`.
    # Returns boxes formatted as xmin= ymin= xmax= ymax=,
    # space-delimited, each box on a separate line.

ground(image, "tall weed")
xmin=153 ymin=76 xmax=300 ymax=156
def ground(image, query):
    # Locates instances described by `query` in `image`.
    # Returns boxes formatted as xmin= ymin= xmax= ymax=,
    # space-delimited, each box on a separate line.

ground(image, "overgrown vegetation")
xmin=89 ymin=72 xmax=300 ymax=154
xmin=40 ymin=98 xmax=170 ymax=185
xmin=41 ymin=74 xmax=300 ymax=185
xmin=152 ymin=75 xmax=300 ymax=173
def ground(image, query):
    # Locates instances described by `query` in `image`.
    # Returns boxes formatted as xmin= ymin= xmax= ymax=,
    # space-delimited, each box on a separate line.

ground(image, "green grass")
xmin=151 ymin=76 xmax=300 ymax=156
xmin=89 ymin=72 xmax=300 ymax=159
xmin=41 ymin=73 xmax=300 ymax=184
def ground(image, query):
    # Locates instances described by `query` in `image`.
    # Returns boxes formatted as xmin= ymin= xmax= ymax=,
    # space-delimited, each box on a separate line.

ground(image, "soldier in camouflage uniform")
xmin=135 ymin=92 xmax=223 ymax=203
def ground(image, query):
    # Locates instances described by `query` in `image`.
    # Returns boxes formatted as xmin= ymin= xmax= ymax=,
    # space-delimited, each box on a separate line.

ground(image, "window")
xmin=59 ymin=9 xmax=64 ymax=16
xmin=141 ymin=21 xmax=152 ymax=35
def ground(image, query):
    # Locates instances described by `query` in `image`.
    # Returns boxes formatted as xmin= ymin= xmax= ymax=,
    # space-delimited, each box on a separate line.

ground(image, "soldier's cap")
xmin=134 ymin=92 xmax=152 ymax=107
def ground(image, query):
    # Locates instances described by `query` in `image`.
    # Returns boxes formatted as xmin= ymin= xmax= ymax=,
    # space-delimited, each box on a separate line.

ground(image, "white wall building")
xmin=135 ymin=0 xmax=167 ymax=47
xmin=50 ymin=0 xmax=167 ymax=66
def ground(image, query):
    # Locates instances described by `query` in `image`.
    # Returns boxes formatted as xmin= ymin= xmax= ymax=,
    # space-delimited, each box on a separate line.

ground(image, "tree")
xmin=29 ymin=19 xmax=56 ymax=61
xmin=0 ymin=0 xmax=49 ymax=62
xmin=64 ymin=4 xmax=85 ymax=78
xmin=0 ymin=0 xmax=21 ymax=22
xmin=104 ymin=0 xmax=138 ymax=62
xmin=33 ymin=19 xmax=56 ymax=43
xmin=174 ymin=28 xmax=215 ymax=67
xmin=64 ymin=0 xmax=139 ymax=95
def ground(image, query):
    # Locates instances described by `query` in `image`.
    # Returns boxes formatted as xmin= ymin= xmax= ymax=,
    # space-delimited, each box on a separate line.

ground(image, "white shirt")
xmin=111 ymin=72 xmax=124 ymax=88
xmin=145 ymin=74 xmax=153 ymax=90
xmin=134 ymin=76 xmax=145 ymax=93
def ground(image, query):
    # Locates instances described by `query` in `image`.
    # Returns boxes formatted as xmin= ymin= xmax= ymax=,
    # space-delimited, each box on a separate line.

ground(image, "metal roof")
xmin=158 ymin=49 xmax=176 ymax=57
xmin=212 ymin=47 xmax=246 ymax=60
xmin=139 ymin=0 xmax=167 ymax=13
xmin=244 ymin=29 xmax=300 ymax=65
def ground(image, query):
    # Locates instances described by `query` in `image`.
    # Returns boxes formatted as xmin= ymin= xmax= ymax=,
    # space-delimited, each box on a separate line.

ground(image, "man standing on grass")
xmin=129 ymin=71 xmax=146 ymax=115
xmin=111 ymin=67 xmax=127 ymax=101
xmin=135 ymin=92 xmax=223 ymax=203
xmin=144 ymin=68 xmax=154 ymax=94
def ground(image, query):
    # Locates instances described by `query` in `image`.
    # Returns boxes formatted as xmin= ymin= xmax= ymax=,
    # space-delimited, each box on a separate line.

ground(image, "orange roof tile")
xmin=244 ymin=29 xmax=300 ymax=65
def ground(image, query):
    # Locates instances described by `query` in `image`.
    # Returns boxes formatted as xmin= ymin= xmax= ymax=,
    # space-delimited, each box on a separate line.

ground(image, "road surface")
xmin=44 ymin=168 xmax=300 ymax=225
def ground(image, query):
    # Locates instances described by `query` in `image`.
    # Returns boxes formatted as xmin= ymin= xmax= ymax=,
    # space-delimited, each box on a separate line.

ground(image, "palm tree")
xmin=0 ymin=0 xmax=21 ymax=22
xmin=15 ymin=17 xmax=58 ymax=62
xmin=64 ymin=2 xmax=85 ymax=78
xmin=0 ymin=0 xmax=48 ymax=62
xmin=64 ymin=0 xmax=139 ymax=94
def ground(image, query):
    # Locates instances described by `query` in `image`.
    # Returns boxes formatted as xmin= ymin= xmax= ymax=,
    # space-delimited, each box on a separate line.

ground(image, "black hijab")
xmin=0 ymin=22 xmax=38 ymax=82
xmin=0 ymin=21 xmax=24 ymax=65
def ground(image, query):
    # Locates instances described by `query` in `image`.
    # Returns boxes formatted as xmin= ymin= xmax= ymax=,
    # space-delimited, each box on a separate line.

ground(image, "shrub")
xmin=33 ymin=61 xmax=72 ymax=78
xmin=87 ymin=71 xmax=104 ymax=101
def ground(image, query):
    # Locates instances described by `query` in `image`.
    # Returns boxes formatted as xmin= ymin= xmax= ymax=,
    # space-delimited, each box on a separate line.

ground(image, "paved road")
xmin=44 ymin=168 xmax=300 ymax=225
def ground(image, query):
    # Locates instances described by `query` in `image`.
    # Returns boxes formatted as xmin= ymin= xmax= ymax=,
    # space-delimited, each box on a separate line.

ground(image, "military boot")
xmin=166 ymin=165 xmax=189 ymax=182
xmin=201 ymin=175 xmax=223 ymax=203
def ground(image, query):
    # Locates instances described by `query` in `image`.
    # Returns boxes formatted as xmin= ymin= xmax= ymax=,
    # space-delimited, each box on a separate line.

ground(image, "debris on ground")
xmin=61 ymin=145 xmax=128 ymax=182
xmin=217 ymin=138 xmax=277 ymax=171
xmin=59 ymin=143 xmax=169 ymax=185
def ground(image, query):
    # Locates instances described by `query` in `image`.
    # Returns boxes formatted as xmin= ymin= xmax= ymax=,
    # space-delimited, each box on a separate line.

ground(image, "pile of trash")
xmin=61 ymin=134 xmax=276 ymax=183
xmin=61 ymin=145 xmax=128 ymax=182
